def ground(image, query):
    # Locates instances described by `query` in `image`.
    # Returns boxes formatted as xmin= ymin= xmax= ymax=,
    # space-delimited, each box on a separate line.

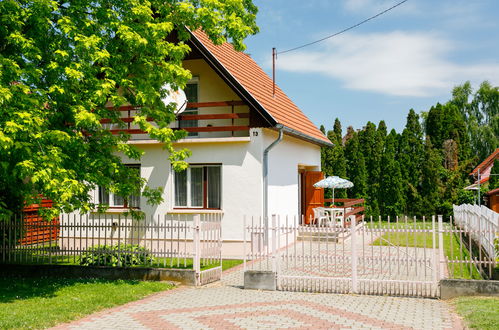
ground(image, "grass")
xmin=451 ymin=296 xmax=499 ymax=329
xmin=367 ymin=220 xmax=484 ymax=279
xmin=0 ymin=276 xmax=173 ymax=329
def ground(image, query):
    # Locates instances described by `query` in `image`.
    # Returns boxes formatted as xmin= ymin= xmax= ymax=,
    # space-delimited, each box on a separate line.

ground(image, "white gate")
xmin=244 ymin=212 xmax=497 ymax=298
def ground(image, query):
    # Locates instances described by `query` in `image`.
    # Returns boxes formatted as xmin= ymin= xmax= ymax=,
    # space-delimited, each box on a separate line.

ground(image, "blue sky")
xmin=243 ymin=0 xmax=499 ymax=132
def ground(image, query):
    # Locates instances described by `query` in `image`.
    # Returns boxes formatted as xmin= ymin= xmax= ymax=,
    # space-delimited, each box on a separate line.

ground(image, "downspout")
xmin=263 ymin=125 xmax=284 ymax=245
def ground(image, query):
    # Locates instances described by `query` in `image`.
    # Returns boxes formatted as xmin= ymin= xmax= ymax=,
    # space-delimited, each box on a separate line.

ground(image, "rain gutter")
xmin=263 ymin=124 xmax=284 ymax=245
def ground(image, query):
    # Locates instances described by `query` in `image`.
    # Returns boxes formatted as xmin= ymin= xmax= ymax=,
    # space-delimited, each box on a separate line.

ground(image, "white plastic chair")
xmin=313 ymin=207 xmax=330 ymax=226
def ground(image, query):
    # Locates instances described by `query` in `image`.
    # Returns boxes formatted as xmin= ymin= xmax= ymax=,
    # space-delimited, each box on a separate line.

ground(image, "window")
xmin=98 ymin=165 xmax=141 ymax=208
xmin=174 ymin=165 xmax=221 ymax=209
xmin=180 ymin=80 xmax=199 ymax=136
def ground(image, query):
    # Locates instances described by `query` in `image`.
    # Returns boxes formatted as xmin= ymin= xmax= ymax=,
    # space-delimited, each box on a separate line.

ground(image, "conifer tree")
xmin=359 ymin=122 xmax=381 ymax=216
xmin=398 ymin=110 xmax=424 ymax=216
xmin=379 ymin=130 xmax=405 ymax=216
xmin=421 ymin=137 xmax=443 ymax=216
xmin=345 ymin=131 xmax=367 ymax=199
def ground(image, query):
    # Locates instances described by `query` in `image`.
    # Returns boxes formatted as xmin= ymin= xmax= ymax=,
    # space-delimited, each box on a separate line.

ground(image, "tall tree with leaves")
xmin=345 ymin=130 xmax=367 ymax=200
xmin=426 ymin=103 xmax=469 ymax=163
xmin=451 ymin=81 xmax=499 ymax=162
xmin=420 ymin=137 xmax=443 ymax=216
xmin=359 ymin=122 xmax=381 ymax=216
xmin=379 ymin=129 xmax=404 ymax=216
xmin=398 ymin=109 xmax=424 ymax=216
xmin=0 ymin=0 xmax=259 ymax=218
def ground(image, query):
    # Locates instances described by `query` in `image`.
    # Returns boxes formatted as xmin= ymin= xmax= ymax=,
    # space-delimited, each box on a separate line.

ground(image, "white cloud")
xmin=276 ymin=31 xmax=499 ymax=97
xmin=343 ymin=0 xmax=419 ymax=15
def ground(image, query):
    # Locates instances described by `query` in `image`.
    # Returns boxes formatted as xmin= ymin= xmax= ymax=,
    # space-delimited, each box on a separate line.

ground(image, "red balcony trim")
xmin=106 ymin=101 xmax=246 ymax=112
xmin=109 ymin=125 xmax=249 ymax=135
xmin=178 ymin=113 xmax=249 ymax=120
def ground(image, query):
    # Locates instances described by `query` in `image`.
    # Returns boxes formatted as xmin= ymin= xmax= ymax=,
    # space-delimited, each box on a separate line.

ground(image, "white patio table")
xmin=323 ymin=207 xmax=346 ymax=227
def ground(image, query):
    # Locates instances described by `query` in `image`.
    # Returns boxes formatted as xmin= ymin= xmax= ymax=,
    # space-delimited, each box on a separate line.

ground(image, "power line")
xmin=277 ymin=0 xmax=409 ymax=55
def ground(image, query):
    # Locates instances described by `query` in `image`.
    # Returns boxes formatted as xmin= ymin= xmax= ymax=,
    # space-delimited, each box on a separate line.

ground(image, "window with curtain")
xmin=98 ymin=164 xmax=141 ymax=208
xmin=174 ymin=165 xmax=222 ymax=209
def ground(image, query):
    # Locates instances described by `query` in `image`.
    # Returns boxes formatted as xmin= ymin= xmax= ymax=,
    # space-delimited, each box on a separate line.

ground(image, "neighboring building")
xmin=469 ymin=148 xmax=499 ymax=211
xmin=469 ymin=148 xmax=499 ymax=185
xmin=64 ymin=30 xmax=331 ymax=256
xmin=487 ymin=188 xmax=499 ymax=212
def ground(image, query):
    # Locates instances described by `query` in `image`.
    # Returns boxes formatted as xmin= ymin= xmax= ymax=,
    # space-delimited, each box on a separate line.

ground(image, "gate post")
xmin=351 ymin=216 xmax=358 ymax=294
xmin=193 ymin=214 xmax=201 ymax=286
xmin=438 ymin=215 xmax=445 ymax=280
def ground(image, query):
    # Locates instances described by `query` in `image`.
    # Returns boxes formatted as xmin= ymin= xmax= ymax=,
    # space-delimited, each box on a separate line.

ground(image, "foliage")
xmin=321 ymin=119 xmax=347 ymax=200
xmin=379 ymin=130 xmax=404 ymax=216
xmin=452 ymin=296 xmax=499 ymax=330
xmin=344 ymin=128 xmax=367 ymax=199
xmin=0 ymin=276 xmax=173 ymax=329
xmin=79 ymin=244 xmax=154 ymax=267
xmin=0 ymin=0 xmax=259 ymax=218
xmin=398 ymin=110 xmax=424 ymax=215
xmin=451 ymin=81 xmax=499 ymax=162
xmin=321 ymin=81 xmax=495 ymax=217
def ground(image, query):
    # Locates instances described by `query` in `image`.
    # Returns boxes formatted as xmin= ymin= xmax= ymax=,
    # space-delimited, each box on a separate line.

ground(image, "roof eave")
xmin=276 ymin=126 xmax=333 ymax=147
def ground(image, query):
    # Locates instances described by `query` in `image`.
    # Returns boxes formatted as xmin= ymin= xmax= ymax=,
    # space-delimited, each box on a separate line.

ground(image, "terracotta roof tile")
xmin=470 ymin=148 xmax=499 ymax=176
xmin=191 ymin=30 xmax=331 ymax=146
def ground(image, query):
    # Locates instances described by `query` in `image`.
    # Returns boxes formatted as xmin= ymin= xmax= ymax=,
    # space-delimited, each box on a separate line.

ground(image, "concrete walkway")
xmin=52 ymin=265 xmax=464 ymax=330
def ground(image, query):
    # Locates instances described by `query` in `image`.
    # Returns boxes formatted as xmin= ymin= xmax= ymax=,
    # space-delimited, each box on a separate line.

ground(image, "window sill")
xmin=91 ymin=208 xmax=140 ymax=214
xmin=167 ymin=209 xmax=224 ymax=214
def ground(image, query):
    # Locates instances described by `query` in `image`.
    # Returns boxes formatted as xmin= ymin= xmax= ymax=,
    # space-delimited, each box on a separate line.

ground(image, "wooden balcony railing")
xmin=102 ymin=101 xmax=249 ymax=135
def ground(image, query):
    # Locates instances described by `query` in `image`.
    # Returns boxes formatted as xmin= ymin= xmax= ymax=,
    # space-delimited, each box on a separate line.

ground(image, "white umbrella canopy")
xmin=313 ymin=176 xmax=353 ymax=204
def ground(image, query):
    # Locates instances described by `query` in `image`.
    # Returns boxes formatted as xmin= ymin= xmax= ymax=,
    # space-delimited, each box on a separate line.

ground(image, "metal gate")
xmin=244 ymin=212 xmax=497 ymax=298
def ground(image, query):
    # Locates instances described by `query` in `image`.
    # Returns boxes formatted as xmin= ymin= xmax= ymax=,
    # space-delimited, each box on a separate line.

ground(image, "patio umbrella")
xmin=313 ymin=176 xmax=353 ymax=204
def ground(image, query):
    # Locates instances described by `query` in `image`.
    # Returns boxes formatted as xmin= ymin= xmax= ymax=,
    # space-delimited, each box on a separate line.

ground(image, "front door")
xmin=302 ymin=171 xmax=324 ymax=224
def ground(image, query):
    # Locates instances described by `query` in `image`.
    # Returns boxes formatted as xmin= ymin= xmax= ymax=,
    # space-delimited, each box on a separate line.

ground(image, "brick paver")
xmin=52 ymin=264 xmax=464 ymax=330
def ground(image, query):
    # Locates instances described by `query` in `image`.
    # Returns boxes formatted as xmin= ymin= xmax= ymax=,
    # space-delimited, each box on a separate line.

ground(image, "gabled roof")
xmin=189 ymin=30 xmax=332 ymax=146
xmin=470 ymin=148 xmax=499 ymax=176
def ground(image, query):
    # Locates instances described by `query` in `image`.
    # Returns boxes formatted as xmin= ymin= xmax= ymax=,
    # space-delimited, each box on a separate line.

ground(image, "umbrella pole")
xmin=332 ymin=188 xmax=335 ymax=205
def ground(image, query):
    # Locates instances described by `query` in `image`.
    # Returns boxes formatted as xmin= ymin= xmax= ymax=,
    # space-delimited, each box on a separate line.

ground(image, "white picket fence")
xmin=244 ymin=211 xmax=498 ymax=298
xmin=453 ymin=204 xmax=498 ymax=261
xmin=1 ymin=213 xmax=222 ymax=286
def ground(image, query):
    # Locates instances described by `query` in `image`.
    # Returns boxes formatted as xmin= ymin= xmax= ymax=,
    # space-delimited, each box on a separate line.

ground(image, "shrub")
xmin=79 ymin=244 xmax=155 ymax=267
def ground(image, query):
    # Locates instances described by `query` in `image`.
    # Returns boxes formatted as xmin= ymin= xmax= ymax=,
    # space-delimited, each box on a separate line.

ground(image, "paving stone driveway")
xmin=52 ymin=265 xmax=464 ymax=330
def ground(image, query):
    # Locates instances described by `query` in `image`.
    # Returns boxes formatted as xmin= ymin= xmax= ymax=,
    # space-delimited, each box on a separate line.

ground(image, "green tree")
xmin=398 ymin=110 xmax=424 ymax=216
xmin=451 ymin=81 xmax=498 ymax=162
xmin=379 ymin=129 xmax=404 ymax=217
xmin=345 ymin=130 xmax=367 ymax=201
xmin=0 ymin=0 xmax=258 ymax=217
xmin=425 ymin=103 xmax=469 ymax=163
xmin=359 ymin=122 xmax=381 ymax=216
xmin=420 ymin=137 xmax=443 ymax=216
xmin=321 ymin=119 xmax=347 ymax=200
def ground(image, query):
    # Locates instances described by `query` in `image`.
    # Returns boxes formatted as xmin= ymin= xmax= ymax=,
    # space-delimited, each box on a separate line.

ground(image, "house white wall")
xmin=262 ymin=129 xmax=322 ymax=221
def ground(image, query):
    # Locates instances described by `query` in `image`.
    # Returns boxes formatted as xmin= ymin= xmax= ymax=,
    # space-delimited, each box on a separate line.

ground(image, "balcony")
xmin=102 ymin=101 xmax=251 ymax=142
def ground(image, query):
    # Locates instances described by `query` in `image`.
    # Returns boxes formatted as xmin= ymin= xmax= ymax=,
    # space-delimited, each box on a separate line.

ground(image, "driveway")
xmin=52 ymin=265 xmax=464 ymax=330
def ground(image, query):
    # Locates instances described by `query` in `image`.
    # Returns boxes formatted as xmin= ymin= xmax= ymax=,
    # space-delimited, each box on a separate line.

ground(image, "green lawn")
xmin=367 ymin=220 xmax=484 ymax=279
xmin=0 ymin=276 xmax=173 ymax=329
xmin=451 ymin=296 xmax=499 ymax=330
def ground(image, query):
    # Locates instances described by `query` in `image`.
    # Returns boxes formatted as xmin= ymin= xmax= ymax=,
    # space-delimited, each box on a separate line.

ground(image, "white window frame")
xmin=98 ymin=164 xmax=141 ymax=209
xmin=173 ymin=164 xmax=222 ymax=209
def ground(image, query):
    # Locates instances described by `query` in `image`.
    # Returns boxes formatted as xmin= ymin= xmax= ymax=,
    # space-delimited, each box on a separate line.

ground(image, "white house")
xmin=70 ymin=30 xmax=331 ymax=257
